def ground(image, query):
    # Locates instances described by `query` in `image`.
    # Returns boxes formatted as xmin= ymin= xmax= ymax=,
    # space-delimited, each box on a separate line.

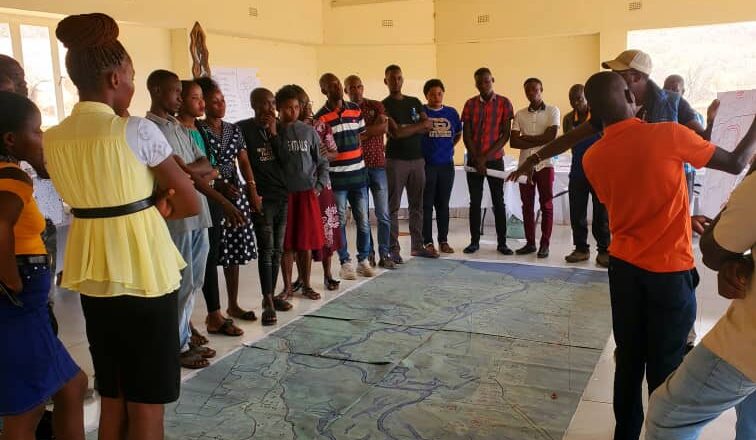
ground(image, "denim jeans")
xmin=423 ymin=163 xmax=455 ymax=245
xmin=253 ymin=198 xmax=288 ymax=295
xmin=170 ymin=228 xmax=210 ymax=352
xmin=609 ymin=257 xmax=698 ymax=440
xmin=646 ymin=344 xmax=756 ymax=440
xmin=367 ymin=167 xmax=391 ymax=258
xmin=333 ymin=186 xmax=371 ymax=264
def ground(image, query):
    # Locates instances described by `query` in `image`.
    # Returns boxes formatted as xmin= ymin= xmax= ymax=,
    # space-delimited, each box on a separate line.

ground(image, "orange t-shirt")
xmin=0 ymin=162 xmax=47 ymax=255
xmin=583 ymin=118 xmax=715 ymax=272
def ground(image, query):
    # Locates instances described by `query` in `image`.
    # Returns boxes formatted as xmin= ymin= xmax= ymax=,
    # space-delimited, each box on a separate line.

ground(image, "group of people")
xmin=0 ymin=10 xmax=753 ymax=440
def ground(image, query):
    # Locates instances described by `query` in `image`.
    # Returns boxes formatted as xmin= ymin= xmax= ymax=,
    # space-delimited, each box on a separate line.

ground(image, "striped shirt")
xmin=315 ymin=101 xmax=368 ymax=190
xmin=461 ymin=93 xmax=514 ymax=161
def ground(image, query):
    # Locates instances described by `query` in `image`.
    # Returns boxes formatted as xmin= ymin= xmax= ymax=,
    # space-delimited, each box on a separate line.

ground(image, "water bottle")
xmin=410 ymin=107 xmax=419 ymax=123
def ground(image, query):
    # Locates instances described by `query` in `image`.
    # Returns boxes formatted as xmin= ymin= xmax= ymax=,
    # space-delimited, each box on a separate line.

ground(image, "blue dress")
xmin=0 ymin=264 xmax=80 ymax=415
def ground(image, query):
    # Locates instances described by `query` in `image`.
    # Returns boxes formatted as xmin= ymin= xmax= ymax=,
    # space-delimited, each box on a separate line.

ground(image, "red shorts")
xmin=284 ymin=190 xmax=325 ymax=251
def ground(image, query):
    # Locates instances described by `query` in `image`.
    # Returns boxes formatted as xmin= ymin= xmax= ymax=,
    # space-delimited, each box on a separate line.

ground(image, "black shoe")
xmin=368 ymin=253 xmax=377 ymax=268
xmin=515 ymin=244 xmax=537 ymax=255
xmin=684 ymin=342 xmax=695 ymax=355
xmin=537 ymin=246 xmax=549 ymax=258
xmin=390 ymin=253 xmax=404 ymax=264
xmin=497 ymin=244 xmax=513 ymax=255
xmin=463 ymin=242 xmax=480 ymax=254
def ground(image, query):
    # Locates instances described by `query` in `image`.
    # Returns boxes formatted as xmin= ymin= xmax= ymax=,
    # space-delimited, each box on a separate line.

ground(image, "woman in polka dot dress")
xmin=196 ymin=77 xmax=261 ymax=323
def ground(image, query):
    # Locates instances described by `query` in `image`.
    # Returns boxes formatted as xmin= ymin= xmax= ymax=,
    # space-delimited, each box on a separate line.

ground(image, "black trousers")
xmin=568 ymin=175 xmax=610 ymax=253
xmin=202 ymin=200 xmax=223 ymax=313
xmin=466 ymin=158 xmax=507 ymax=246
xmin=423 ymin=163 xmax=455 ymax=245
xmin=252 ymin=198 xmax=288 ymax=296
xmin=608 ymin=257 xmax=698 ymax=440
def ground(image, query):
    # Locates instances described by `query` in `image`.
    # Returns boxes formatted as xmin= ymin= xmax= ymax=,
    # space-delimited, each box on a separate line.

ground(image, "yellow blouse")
xmin=43 ymin=102 xmax=185 ymax=297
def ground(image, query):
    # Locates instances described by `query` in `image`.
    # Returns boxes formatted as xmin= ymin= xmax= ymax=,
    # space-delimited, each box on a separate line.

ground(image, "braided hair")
xmin=56 ymin=13 xmax=130 ymax=92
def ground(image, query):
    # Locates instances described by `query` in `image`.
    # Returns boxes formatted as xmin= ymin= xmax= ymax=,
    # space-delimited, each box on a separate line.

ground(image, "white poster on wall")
xmin=211 ymin=66 xmax=260 ymax=123
xmin=699 ymin=89 xmax=756 ymax=218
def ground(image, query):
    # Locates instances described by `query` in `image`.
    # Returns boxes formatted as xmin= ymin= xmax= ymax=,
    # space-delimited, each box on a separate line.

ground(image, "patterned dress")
xmin=198 ymin=120 xmax=257 ymax=266
xmin=310 ymin=119 xmax=342 ymax=261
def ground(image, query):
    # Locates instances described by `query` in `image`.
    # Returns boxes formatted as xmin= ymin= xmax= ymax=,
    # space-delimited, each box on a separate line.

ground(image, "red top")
xmin=357 ymin=98 xmax=387 ymax=168
xmin=461 ymin=93 xmax=514 ymax=160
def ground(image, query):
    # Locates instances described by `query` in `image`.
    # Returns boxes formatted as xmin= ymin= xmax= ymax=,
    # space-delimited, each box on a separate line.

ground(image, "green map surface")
xmin=164 ymin=259 xmax=611 ymax=439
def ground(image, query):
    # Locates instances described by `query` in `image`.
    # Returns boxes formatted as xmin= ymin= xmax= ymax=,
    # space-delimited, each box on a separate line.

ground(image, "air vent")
xmin=248 ymin=6 xmax=258 ymax=17
xmin=477 ymin=14 xmax=490 ymax=24
xmin=381 ymin=19 xmax=394 ymax=27
xmin=628 ymin=1 xmax=642 ymax=11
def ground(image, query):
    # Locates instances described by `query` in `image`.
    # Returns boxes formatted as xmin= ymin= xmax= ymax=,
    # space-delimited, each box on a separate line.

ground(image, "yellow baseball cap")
xmin=601 ymin=49 xmax=653 ymax=76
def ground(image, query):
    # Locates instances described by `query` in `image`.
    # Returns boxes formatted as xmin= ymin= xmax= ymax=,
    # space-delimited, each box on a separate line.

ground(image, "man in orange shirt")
xmin=581 ymin=71 xmax=756 ymax=440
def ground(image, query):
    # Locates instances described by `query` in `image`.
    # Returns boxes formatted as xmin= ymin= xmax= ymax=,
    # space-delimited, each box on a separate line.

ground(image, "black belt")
xmin=71 ymin=196 xmax=155 ymax=219
xmin=16 ymin=254 xmax=49 ymax=266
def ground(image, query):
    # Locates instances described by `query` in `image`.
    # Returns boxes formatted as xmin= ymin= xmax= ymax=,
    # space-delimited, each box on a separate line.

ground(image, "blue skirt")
xmin=0 ymin=263 xmax=80 ymax=416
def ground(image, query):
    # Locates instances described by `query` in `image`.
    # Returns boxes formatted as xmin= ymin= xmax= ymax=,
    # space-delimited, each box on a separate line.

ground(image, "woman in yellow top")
xmin=0 ymin=92 xmax=87 ymax=439
xmin=43 ymin=13 xmax=199 ymax=440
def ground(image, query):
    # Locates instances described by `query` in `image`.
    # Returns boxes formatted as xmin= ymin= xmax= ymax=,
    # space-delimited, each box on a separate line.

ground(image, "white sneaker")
xmin=356 ymin=260 xmax=375 ymax=277
xmin=340 ymin=262 xmax=357 ymax=280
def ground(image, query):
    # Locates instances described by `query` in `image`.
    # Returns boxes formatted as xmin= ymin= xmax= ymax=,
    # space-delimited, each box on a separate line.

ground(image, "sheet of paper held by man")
xmin=699 ymin=89 xmax=756 ymax=218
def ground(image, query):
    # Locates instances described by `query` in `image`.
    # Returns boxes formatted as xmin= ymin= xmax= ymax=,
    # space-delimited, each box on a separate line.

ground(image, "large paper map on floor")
xmin=699 ymin=89 xmax=756 ymax=217
xmin=164 ymin=259 xmax=611 ymax=439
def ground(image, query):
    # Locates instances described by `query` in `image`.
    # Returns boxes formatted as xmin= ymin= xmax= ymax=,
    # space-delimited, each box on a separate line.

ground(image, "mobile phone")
xmin=0 ymin=281 xmax=23 ymax=307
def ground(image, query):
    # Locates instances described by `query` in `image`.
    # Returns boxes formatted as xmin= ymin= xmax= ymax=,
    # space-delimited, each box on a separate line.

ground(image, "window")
xmin=57 ymin=42 xmax=78 ymax=117
xmin=20 ymin=24 xmax=58 ymax=126
xmin=628 ymin=21 xmax=756 ymax=115
xmin=0 ymin=23 xmax=12 ymax=56
xmin=0 ymin=17 xmax=77 ymax=126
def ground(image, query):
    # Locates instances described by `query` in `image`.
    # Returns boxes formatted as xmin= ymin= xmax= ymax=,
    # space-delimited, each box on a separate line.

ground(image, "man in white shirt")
xmin=510 ymin=78 xmax=560 ymax=258
xmin=646 ymin=162 xmax=756 ymax=439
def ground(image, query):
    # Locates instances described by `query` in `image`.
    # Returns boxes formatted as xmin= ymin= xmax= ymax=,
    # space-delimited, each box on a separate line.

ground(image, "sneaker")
xmin=379 ymin=256 xmax=396 ymax=269
xmin=357 ymin=260 xmax=376 ymax=277
xmin=596 ymin=251 xmax=610 ymax=268
xmin=537 ymin=245 xmax=549 ymax=259
xmin=515 ymin=244 xmax=537 ymax=255
xmin=390 ymin=253 xmax=405 ymax=264
xmin=439 ymin=242 xmax=455 ymax=253
xmin=565 ymin=249 xmax=590 ymax=263
xmin=463 ymin=242 xmax=480 ymax=254
xmin=497 ymin=244 xmax=514 ymax=255
xmin=340 ymin=262 xmax=357 ymax=280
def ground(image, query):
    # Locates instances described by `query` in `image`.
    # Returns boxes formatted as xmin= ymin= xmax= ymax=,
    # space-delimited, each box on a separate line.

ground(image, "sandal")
xmin=261 ymin=308 xmax=277 ymax=326
xmin=206 ymin=318 xmax=244 ymax=336
xmin=324 ymin=277 xmax=340 ymax=291
xmin=190 ymin=344 xmax=217 ymax=359
xmin=190 ymin=324 xmax=209 ymax=346
xmin=276 ymin=289 xmax=293 ymax=302
xmin=272 ymin=296 xmax=293 ymax=311
xmin=291 ymin=279 xmax=304 ymax=292
xmin=228 ymin=309 xmax=258 ymax=321
xmin=301 ymin=287 xmax=321 ymax=300
xmin=180 ymin=350 xmax=209 ymax=369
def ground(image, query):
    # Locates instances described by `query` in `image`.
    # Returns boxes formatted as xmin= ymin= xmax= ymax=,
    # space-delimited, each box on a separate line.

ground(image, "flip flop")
xmin=301 ymin=287 xmax=321 ymax=300
xmin=207 ymin=318 xmax=244 ymax=336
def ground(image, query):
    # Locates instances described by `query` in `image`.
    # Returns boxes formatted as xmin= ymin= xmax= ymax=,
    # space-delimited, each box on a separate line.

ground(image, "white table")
xmin=391 ymin=165 xmax=574 ymax=225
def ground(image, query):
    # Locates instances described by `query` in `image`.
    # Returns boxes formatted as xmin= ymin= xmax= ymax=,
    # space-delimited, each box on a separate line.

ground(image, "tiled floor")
xmin=53 ymin=219 xmax=736 ymax=438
